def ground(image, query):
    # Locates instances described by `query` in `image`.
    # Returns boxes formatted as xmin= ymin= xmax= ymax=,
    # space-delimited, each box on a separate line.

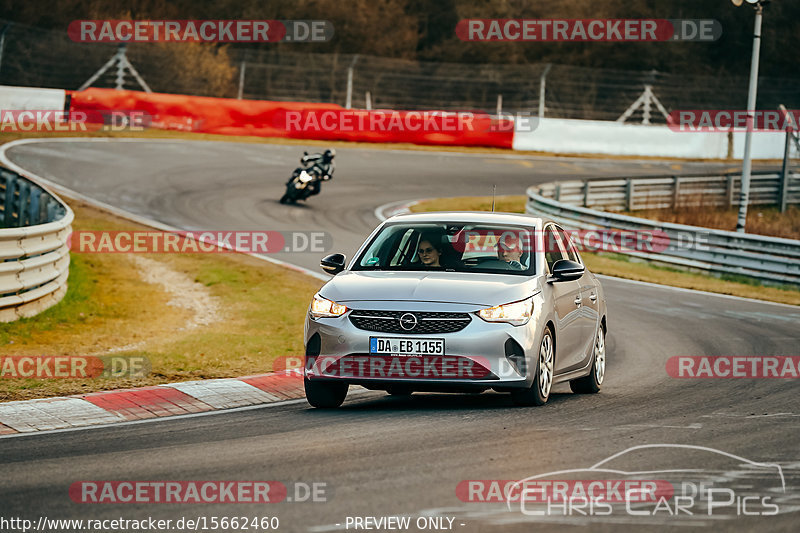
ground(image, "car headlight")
xmin=477 ymin=296 xmax=533 ymax=325
xmin=310 ymin=294 xmax=348 ymax=318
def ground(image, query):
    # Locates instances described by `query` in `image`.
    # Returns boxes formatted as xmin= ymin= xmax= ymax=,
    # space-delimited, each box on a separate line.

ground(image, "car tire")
xmin=305 ymin=378 xmax=348 ymax=408
xmin=570 ymin=324 xmax=605 ymax=394
xmin=511 ymin=328 xmax=554 ymax=407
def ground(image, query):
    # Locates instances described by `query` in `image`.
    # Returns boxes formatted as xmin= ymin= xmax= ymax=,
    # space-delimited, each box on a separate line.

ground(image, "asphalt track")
xmin=1 ymin=139 xmax=799 ymax=532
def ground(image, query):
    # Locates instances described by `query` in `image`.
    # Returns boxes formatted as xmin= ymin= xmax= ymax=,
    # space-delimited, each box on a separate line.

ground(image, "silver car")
xmin=303 ymin=212 xmax=607 ymax=408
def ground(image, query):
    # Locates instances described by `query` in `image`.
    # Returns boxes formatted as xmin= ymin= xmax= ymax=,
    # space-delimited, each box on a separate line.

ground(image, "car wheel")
xmin=305 ymin=378 xmax=348 ymax=408
xmin=511 ymin=328 xmax=554 ymax=407
xmin=570 ymin=324 xmax=605 ymax=394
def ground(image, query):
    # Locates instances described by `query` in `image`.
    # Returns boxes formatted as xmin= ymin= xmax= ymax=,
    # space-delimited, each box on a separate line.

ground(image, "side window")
xmin=556 ymin=226 xmax=581 ymax=264
xmin=543 ymin=226 xmax=568 ymax=273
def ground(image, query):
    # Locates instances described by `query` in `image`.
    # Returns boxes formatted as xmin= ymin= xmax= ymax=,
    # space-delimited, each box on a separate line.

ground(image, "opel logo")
xmin=399 ymin=313 xmax=418 ymax=331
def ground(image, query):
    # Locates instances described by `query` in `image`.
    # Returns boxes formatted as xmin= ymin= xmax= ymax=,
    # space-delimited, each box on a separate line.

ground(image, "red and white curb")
xmin=0 ymin=371 xmax=305 ymax=434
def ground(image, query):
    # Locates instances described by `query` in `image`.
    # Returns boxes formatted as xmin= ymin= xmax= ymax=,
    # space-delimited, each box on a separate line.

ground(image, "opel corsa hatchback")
xmin=303 ymin=212 xmax=607 ymax=408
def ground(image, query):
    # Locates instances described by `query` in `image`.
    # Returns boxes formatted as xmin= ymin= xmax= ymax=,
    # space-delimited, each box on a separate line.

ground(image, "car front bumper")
xmin=304 ymin=300 xmax=547 ymax=390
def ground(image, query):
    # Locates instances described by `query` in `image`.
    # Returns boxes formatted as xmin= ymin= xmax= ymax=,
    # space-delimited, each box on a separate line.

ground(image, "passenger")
xmin=497 ymin=233 xmax=524 ymax=270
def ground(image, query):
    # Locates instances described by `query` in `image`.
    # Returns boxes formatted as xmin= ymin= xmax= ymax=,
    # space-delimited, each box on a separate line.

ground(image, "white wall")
xmin=513 ymin=117 xmax=796 ymax=159
xmin=0 ymin=85 xmax=66 ymax=111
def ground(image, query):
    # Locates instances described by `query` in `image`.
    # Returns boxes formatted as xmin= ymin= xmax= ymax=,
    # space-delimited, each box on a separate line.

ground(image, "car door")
xmin=543 ymin=224 xmax=583 ymax=374
xmin=557 ymin=225 xmax=599 ymax=369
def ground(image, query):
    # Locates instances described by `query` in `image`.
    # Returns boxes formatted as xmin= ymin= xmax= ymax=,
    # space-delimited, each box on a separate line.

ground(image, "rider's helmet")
xmin=323 ymin=149 xmax=336 ymax=163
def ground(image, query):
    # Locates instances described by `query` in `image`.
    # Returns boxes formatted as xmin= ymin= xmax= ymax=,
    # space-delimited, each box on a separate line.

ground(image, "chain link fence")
xmin=1 ymin=20 xmax=798 ymax=122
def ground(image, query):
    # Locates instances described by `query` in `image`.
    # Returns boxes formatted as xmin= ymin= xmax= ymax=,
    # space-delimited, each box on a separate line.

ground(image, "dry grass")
xmin=410 ymin=195 xmax=800 ymax=306
xmin=0 ymin=200 xmax=323 ymax=402
xmin=625 ymin=204 xmax=800 ymax=240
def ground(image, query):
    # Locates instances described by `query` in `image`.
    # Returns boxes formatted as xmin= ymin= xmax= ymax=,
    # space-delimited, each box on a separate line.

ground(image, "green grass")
xmin=0 ymin=200 xmax=323 ymax=401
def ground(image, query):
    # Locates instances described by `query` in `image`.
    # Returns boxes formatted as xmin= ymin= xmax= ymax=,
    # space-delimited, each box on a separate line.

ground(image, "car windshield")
xmin=353 ymin=222 xmax=535 ymax=275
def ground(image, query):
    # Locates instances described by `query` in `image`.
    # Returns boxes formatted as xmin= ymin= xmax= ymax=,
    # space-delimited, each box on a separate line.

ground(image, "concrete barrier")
xmin=513 ymin=117 xmax=798 ymax=159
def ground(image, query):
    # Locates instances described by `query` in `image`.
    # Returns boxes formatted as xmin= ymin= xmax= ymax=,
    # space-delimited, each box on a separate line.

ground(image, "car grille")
xmin=349 ymin=310 xmax=471 ymax=334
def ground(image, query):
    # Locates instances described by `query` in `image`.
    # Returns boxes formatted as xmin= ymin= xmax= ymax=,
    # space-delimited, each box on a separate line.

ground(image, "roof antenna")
xmin=491 ymin=184 xmax=496 ymax=212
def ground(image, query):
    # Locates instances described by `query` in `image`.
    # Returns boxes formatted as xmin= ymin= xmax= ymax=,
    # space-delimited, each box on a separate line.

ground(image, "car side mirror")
xmin=550 ymin=259 xmax=584 ymax=282
xmin=321 ymin=253 xmax=346 ymax=275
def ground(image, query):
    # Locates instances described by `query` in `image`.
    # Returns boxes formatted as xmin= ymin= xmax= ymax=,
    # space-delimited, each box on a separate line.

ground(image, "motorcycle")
xmin=279 ymin=150 xmax=334 ymax=205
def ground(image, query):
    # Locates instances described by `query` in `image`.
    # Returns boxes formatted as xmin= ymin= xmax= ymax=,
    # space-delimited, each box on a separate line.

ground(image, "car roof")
xmin=387 ymin=211 xmax=549 ymax=227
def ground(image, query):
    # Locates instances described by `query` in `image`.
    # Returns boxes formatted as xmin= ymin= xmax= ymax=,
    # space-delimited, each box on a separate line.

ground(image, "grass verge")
xmin=0 ymin=200 xmax=323 ymax=402
xmin=410 ymin=195 xmax=800 ymax=306
xmin=622 ymin=204 xmax=800 ymax=240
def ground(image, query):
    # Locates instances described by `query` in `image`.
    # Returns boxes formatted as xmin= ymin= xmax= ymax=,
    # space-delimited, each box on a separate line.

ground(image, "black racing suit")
xmin=298 ymin=153 xmax=335 ymax=197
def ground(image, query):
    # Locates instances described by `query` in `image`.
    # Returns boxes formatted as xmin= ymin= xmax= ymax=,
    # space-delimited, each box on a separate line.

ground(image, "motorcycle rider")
xmin=297 ymin=148 xmax=335 ymax=197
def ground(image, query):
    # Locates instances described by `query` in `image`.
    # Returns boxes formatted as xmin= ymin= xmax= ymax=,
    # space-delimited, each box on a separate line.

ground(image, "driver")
xmin=496 ymin=233 xmax=524 ymax=270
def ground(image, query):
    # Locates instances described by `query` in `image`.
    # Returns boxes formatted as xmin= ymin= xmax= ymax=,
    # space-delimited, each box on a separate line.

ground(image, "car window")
xmin=354 ymin=222 xmax=536 ymax=275
xmin=544 ymin=225 xmax=568 ymax=273
xmin=556 ymin=226 xmax=582 ymax=264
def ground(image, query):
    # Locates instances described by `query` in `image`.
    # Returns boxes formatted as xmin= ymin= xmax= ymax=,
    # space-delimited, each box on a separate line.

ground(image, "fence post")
xmin=365 ymin=91 xmax=372 ymax=110
xmin=554 ymin=184 xmax=561 ymax=201
xmin=780 ymin=129 xmax=791 ymax=213
xmin=345 ymin=55 xmax=359 ymax=109
xmin=496 ymin=94 xmax=502 ymax=115
xmin=625 ymin=178 xmax=634 ymax=211
xmin=0 ymin=23 xmax=11 ymax=78
xmin=726 ymin=175 xmax=735 ymax=207
xmin=672 ymin=176 xmax=680 ymax=209
xmin=538 ymin=64 xmax=552 ymax=118
xmin=583 ymin=180 xmax=590 ymax=207
xmin=237 ymin=61 xmax=246 ymax=100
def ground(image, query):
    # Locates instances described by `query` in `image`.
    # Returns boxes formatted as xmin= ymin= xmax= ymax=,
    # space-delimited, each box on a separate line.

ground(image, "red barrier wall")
xmin=69 ymin=88 xmax=513 ymax=148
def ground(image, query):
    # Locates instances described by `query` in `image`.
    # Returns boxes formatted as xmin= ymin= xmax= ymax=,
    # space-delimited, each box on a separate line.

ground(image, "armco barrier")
xmin=527 ymin=175 xmax=800 ymax=286
xmin=0 ymin=168 xmax=72 ymax=322
xmin=542 ymin=171 xmax=800 ymax=211
xmin=69 ymin=88 xmax=514 ymax=148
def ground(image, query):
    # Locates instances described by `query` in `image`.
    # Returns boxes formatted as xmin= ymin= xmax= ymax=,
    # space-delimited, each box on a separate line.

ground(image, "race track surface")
xmin=1 ymin=140 xmax=798 ymax=532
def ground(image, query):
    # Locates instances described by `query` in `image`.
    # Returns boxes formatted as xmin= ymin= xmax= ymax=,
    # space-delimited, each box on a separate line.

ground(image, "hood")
xmin=319 ymin=270 xmax=539 ymax=307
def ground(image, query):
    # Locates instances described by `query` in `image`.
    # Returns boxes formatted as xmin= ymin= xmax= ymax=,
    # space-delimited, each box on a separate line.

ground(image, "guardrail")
xmin=0 ymin=167 xmax=72 ymax=322
xmin=527 ymin=173 xmax=800 ymax=286
xmin=542 ymin=171 xmax=800 ymax=212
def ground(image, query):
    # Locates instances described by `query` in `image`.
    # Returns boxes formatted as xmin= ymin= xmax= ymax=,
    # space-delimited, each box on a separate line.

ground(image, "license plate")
xmin=369 ymin=337 xmax=444 ymax=356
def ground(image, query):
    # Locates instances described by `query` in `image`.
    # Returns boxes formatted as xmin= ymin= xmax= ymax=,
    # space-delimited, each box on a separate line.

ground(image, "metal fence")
xmin=546 ymin=171 xmax=800 ymax=212
xmin=0 ymin=168 xmax=72 ymax=322
xmin=527 ymin=175 xmax=800 ymax=286
xmin=1 ymin=19 xmax=799 ymax=122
